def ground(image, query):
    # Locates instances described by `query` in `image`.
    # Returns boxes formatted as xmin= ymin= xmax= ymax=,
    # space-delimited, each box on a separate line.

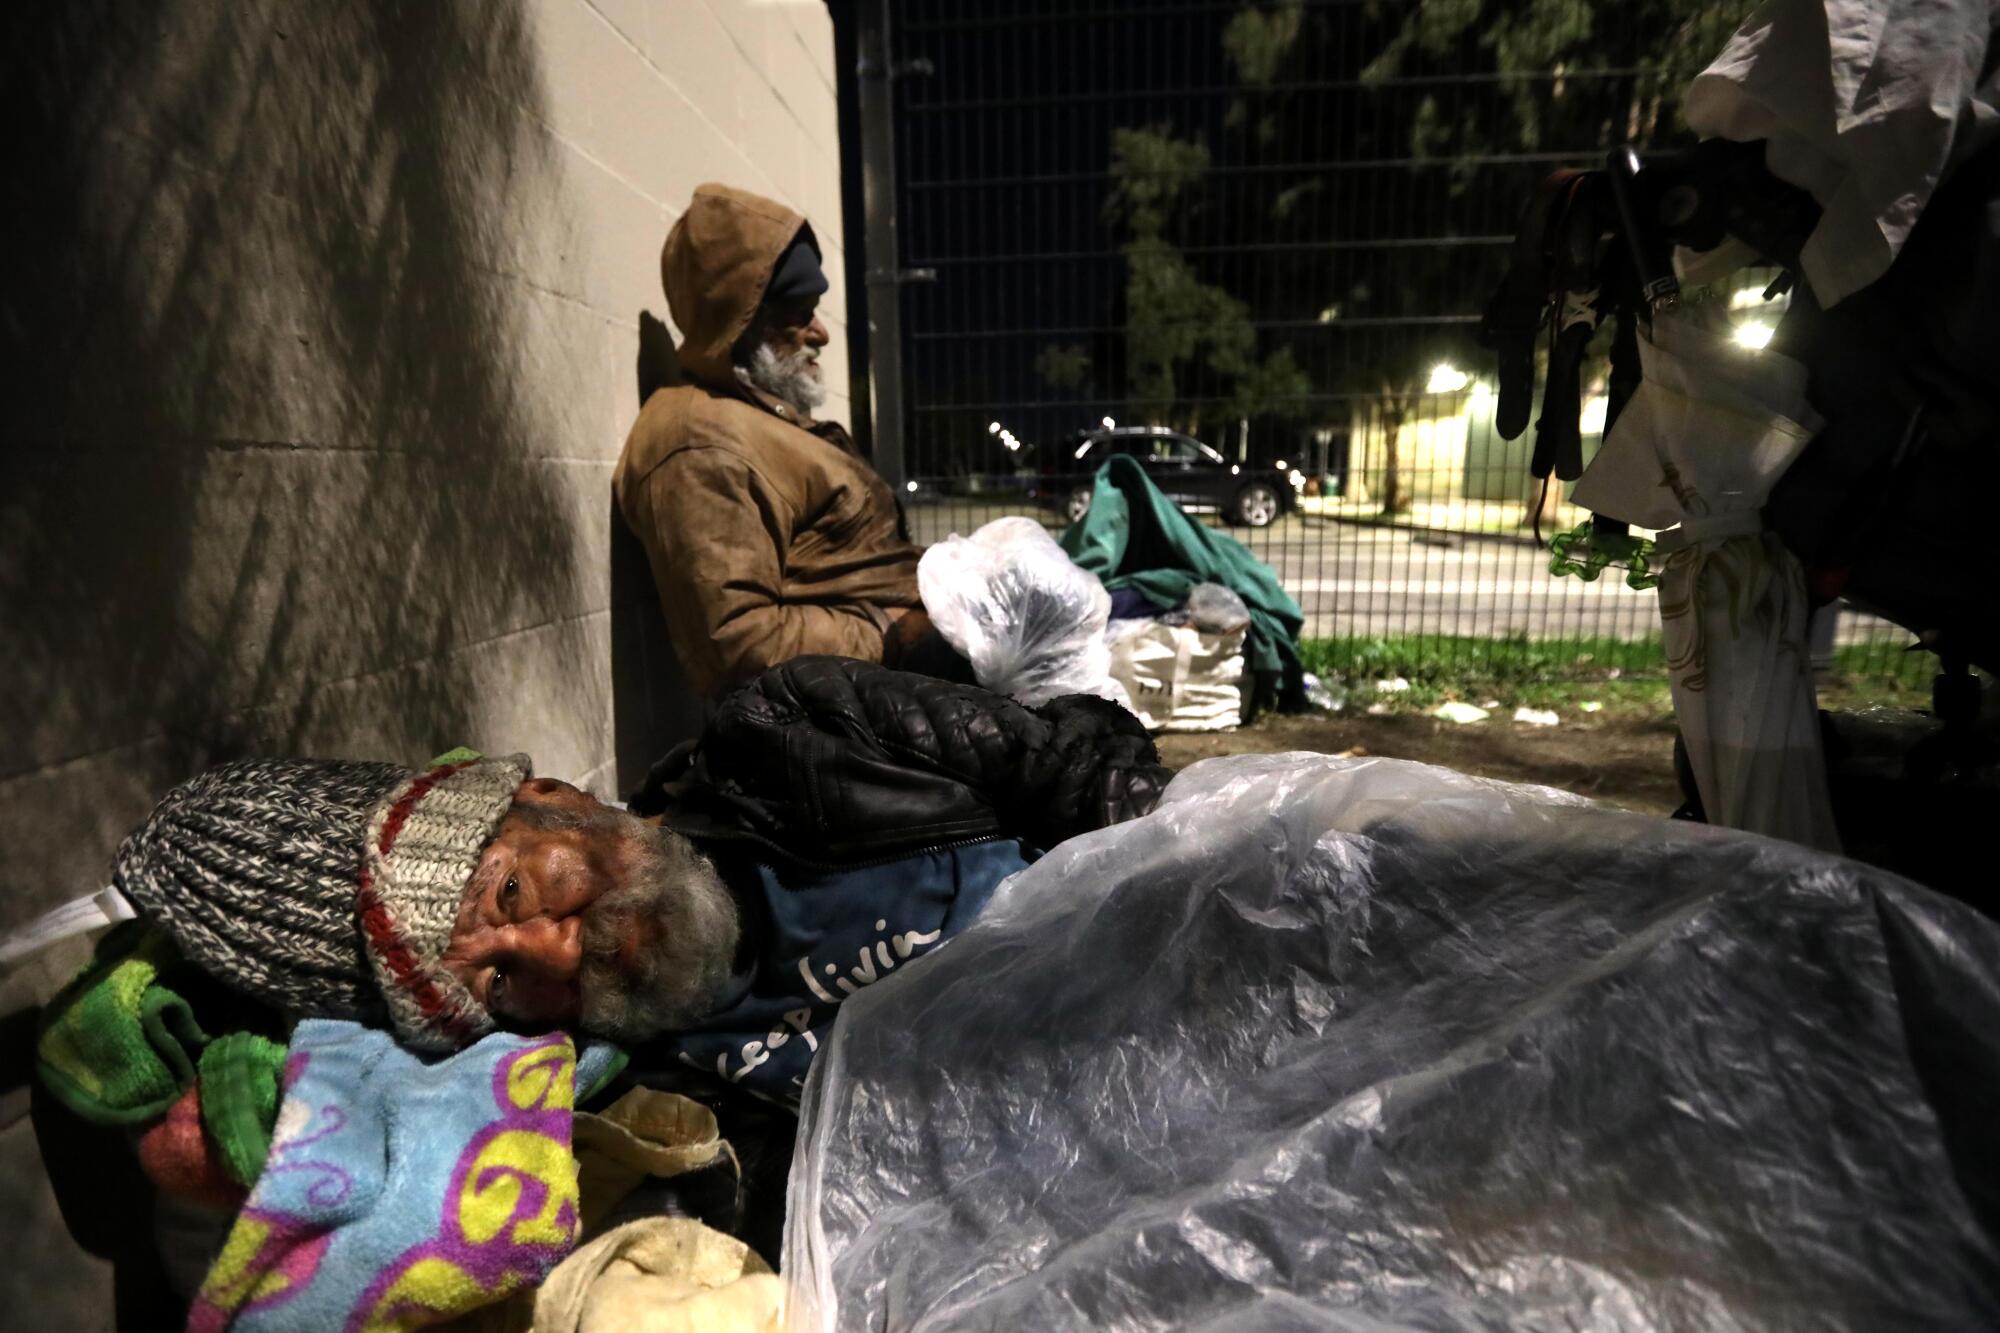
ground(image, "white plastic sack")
xmin=1573 ymin=306 xmax=1839 ymax=852
xmin=1106 ymin=618 xmax=1244 ymax=731
xmin=783 ymin=753 xmax=2000 ymax=1331
xmin=916 ymin=517 xmax=1128 ymax=708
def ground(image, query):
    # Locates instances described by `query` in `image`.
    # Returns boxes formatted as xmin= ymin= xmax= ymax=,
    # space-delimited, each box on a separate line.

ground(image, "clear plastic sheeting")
xmin=917 ymin=516 xmax=1127 ymax=708
xmin=784 ymin=753 xmax=2000 ymax=1331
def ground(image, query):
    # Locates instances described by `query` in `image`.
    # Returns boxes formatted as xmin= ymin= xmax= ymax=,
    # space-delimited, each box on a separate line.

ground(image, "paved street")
xmin=910 ymin=500 xmax=1901 ymax=648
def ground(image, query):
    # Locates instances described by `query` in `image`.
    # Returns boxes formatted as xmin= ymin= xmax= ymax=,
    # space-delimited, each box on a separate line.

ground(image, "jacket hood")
xmin=662 ymin=183 xmax=813 ymax=388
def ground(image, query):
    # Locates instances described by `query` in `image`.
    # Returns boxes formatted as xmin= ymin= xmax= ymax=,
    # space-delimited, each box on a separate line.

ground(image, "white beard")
xmin=739 ymin=342 xmax=827 ymax=417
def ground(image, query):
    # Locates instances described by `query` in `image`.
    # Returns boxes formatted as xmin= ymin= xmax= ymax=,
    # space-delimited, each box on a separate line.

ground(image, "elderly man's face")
xmin=760 ymin=297 xmax=829 ymax=378
xmin=737 ymin=297 xmax=831 ymax=418
xmin=440 ymin=779 xmax=741 ymax=1039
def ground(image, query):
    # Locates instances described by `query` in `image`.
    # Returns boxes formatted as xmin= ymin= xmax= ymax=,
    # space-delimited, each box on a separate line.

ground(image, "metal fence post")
xmin=856 ymin=0 xmax=906 ymax=493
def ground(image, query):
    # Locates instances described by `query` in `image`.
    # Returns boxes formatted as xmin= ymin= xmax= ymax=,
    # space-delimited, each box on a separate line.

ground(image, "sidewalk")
xmin=1299 ymin=494 xmax=1601 ymax=541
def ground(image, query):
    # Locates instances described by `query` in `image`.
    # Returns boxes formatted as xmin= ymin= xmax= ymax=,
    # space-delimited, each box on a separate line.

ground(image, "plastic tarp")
xmin=1572 ymin=305 xmax=1840 ymax=853
xmin=783 ymin=753 xmax=2000 ymax=1331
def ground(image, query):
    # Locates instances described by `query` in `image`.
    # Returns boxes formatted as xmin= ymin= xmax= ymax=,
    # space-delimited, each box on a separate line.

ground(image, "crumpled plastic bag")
xmin=1182 ymin=581 xmax=1251 ymax=634
xmin=784 ymin=753 xmax=2000 ymax=1331
xmin=917 ymin=517 xmax=1128 ymax=707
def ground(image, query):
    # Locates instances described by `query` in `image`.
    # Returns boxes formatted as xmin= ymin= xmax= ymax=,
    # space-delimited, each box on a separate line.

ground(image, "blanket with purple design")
xmin=188 ymin=1019 xmax=618 ymax=1331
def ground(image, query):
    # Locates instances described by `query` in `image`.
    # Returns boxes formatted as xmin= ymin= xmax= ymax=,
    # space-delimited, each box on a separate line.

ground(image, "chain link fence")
xmin=876 ymin=0 xmax=1918 ymax=688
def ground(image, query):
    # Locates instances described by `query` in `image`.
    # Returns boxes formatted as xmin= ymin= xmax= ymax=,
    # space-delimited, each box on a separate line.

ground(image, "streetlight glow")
xmin=1101 ymin=416 xmax=1116 ymax=430
xmin=1427 ymin=363 xmax=1471 ymax=394
xmin=1734 ymin=321 xmax=1774 ymax=351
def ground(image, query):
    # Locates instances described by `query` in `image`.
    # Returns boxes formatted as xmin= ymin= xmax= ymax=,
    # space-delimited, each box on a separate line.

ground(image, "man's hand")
xmin=882 ymin=607 xmax=937 ymax=666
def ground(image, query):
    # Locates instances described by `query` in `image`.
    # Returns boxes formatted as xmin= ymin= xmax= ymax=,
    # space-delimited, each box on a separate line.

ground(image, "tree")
xmin=1083 ymin=127 xmax=1311 ymax=434
xmin=1036 ymin=96 xmax=1311 ymax=435
xmin=1351 ymin=0 xmax=1759 ymax=519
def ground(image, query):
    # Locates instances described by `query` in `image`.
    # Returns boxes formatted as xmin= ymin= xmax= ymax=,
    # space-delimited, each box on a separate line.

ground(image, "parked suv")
xmin=1032 ymin=426 xmax=1301 ymax=527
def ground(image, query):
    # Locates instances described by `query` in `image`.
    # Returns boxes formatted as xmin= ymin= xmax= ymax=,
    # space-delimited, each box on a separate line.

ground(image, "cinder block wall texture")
xmin=0 ymin=0 xmax=848 ymax=1320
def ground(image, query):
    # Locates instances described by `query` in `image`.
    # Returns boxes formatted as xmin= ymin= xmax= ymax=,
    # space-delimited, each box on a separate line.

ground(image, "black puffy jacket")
xmin=628 ymin=656 xmax=1172 ymax=866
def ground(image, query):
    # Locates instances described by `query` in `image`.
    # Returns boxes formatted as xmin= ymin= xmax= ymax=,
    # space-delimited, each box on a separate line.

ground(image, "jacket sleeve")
xmin=688 ymin=657 xmax=1172 ymax=853
xmin=626 ymin=448 xmax=892 ymax=696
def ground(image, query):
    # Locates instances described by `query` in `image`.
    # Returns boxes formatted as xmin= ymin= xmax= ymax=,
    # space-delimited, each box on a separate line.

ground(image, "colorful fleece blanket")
xmin=189 ymin=1020 xmax=621 ymax=1332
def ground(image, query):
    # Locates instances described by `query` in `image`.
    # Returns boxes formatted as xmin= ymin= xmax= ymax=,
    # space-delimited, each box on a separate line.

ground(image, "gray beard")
xmin=739 ymin=341 xmax=827 ymax=418
xmin=577 ymin=821 xmax=741 ymax=1041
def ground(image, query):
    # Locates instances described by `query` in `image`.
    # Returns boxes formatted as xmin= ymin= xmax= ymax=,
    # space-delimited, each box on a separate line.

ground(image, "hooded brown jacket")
xmin=614 ymin=184 xmax=921 ymax=697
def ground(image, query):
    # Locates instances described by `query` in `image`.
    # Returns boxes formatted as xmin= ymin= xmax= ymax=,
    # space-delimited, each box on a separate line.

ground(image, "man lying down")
xmin=112 ymin=655 xmax=1169 ymax=1101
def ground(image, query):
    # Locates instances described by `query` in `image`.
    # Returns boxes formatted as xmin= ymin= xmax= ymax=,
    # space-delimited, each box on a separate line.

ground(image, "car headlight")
xmin=1287 ymin=469 xmax=1305 ymax=489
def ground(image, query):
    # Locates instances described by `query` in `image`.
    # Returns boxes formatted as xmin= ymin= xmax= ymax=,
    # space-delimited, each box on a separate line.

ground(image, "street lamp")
xmin=1426 ymin=363 xmax=1471 ymax=394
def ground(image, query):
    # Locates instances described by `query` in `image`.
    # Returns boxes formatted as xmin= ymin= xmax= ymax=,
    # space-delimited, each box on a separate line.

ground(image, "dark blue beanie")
xmin=768 ymin=231 xmax=828 ymax=303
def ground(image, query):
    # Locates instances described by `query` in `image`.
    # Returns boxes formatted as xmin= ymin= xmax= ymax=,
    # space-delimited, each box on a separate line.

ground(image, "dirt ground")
xmin=1153 ymin=710 xmax=1685 ymax=815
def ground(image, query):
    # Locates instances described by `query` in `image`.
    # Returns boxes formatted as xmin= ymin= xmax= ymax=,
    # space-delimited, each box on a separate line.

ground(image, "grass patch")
xmin=1299 ymin=632 xmax=1939 ymax=720
xmin=1826 ymin=643 xmax=1932 ymax=691
xmin=1300 ymin=633 xmax=1666 ymax=686
xmin=1300 ymin=634 xmax=1668 ymax=718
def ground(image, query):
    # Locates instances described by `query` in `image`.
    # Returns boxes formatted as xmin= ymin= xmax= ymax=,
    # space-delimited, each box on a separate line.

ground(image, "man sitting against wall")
xmin=616 ymin=183 xmax=956 ymax=697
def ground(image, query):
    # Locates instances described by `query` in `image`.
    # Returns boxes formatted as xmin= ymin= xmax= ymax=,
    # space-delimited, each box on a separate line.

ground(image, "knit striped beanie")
xmin=114 ymin=753 xmax=531 ymax=1052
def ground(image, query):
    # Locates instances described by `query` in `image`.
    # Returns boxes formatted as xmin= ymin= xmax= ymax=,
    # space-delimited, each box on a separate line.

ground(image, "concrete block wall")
xmin=0 ymin=0 xmax=848 ymax=1321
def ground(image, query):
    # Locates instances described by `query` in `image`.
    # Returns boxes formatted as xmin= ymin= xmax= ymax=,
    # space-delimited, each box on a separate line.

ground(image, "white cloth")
xmin=0 ymin=887 xmax=136 ymax=969
xmin=1685 ymin=0 xmax=2000 ymax=307
xmin=1573 ymin=307 xmax=1840 ymax=852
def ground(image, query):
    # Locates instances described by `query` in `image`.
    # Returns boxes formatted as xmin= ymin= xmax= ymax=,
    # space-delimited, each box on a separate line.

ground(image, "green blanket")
xmin=37 ymin=922 xmax=289 ymax=1185
xmin=1061 ymin=455 xmax=1306 ymax=719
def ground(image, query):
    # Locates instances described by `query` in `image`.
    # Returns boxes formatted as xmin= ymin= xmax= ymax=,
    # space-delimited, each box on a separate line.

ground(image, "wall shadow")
xmin=612 ymin=310 xmax=705 ymax=795
xmin=610 ymin=503 xmax=707 ymax=796
xmin=2 ymin=0 xmax=593 ymax=828
xmin=2 ymin=0 xmax=605 ymax=1316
